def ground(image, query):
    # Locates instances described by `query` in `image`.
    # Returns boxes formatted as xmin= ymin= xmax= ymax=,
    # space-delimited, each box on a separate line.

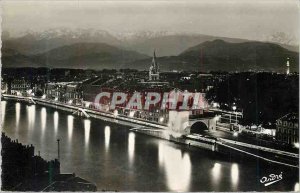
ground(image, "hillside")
xmin=1 ymin=48 xmax=38 ymax=68
xmin=124 ymin=34 xmax=255 ymax=56
xmin=30 ymin=43 xmax=149 ymax=69
xmin=131 ymin=40 xmax=299 ymax=72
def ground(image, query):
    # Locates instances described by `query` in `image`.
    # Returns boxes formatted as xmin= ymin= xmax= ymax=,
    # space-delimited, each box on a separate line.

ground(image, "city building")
xmin=10 ymin=78 xmax=31 ymax=95
xmin=46 ymin=81 xmax=84 ymax=104
xmin=276 ymin=113 xmax=299 ymax=146
xmin=46 ymin=82 xmax=67 ymax=101
xmin=1 ymin=77 xmax=8 ymax=94
xmin=65 ymin=83 xmax=83 ymax=105
xmin=149 ymin=50 xmax=160 ymax=81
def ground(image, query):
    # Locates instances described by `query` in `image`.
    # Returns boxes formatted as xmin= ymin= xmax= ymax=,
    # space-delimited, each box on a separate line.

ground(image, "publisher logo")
xmin=260 ymin=172 xmax=283 ymax=187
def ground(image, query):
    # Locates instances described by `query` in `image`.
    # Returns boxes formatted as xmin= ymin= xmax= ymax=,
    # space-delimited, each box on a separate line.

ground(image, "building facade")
xmin=46 ymin=82 xmax=83 ymax=104
xmin=10 ymin=78 xmax=31 ymax=95
xmin=276 ymin=113 xmax=299 ymax=145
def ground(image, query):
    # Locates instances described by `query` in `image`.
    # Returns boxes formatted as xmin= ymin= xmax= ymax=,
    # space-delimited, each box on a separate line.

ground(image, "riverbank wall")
xmin=130 ymin=127 xmax=217 ymax=151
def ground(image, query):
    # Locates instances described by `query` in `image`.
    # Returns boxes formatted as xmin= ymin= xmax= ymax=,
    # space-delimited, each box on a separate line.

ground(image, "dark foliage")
xmin=206 ymin=72 xmax=299 ymax=125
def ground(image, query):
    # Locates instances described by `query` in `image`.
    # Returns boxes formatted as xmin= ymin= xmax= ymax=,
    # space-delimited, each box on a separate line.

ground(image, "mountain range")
xmin=2 ymin=29 xmax=299 ymax=72
xmin=129 ymin=40 xmax=298 ymax=72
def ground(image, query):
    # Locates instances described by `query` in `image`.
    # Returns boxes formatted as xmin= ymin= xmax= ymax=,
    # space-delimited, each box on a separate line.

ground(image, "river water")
xmin=1 ymin=101 xmax=299 ymax=192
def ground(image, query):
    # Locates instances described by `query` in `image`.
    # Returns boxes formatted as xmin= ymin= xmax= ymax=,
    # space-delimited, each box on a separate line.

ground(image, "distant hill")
xmin=123 ymin=34 xmax=297 ymax=56
xmin=3 ymin=28 xmax=298 ymax=56
xmin=130 ymin=40 xmax=299 ymax=72
xmin=1 ymin=48 xmax=38 ymax=68
xmin=30 ymin=43 xmax=149 ymax=69
xmin=2 ymin=28 xmax=121 ymax=55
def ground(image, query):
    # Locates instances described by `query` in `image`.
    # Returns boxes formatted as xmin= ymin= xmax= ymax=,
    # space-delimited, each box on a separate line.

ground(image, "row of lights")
xmin=213 ymin=102 xmax=237 ymax=111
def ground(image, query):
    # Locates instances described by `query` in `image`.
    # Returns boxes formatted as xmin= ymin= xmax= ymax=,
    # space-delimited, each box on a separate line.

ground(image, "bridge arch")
xmin=190 ymin=121 xmax=209 ymax=134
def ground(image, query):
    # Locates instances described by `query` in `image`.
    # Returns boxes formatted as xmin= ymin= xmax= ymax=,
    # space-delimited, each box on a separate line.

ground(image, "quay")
xmin=1 ymin=133 xmax=97 ymax=191
xmin=2 ymin=94 xmax=299 ymax=168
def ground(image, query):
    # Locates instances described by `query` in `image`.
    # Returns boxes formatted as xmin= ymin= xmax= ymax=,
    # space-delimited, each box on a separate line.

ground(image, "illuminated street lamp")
xmin=113 ymin=110 xmax=118 ymax=117
xmin=212 ymin=102 xmax=220 ymax=108
xmin=233 ymin=131 xmax=238 ymax=137
xmin=129 ymin=111 xmax=135 ymax=118
xmin=294 ymin=142 xmax=299 ymax=149
xmin=232 ymin=105 xmax=237 ymax=124
xmin=68 ymin=99 xmax=73 ymax=104
xmin=85 ymin=102 xmax=90 ymax=108
xmin=159 ymin=116 xmax=164 ymax=123
xmin=42 ymin=94 xmax=46 ymax=99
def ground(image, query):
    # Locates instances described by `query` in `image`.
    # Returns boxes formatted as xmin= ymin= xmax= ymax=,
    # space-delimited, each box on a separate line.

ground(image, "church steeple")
xmin=152 ymin=50 xmax=158 ymax=69
xmin=286 ymin=57 xmax=290 ymax=75
xmin=149 ymin=49 xmax=160 ymax=81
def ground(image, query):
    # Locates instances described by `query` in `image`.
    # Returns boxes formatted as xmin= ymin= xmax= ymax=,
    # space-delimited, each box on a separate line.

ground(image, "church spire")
xmin=286 ymin=57 xmax=290 ymax=75
xmin=152 ymin=49 xmax=157 ymax=66
xmin=149 ymin=49 xmax=160 ymax=81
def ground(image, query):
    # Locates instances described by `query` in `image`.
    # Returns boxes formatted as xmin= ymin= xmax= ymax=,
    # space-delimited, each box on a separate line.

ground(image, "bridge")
xmin=188 ymin=116 xmax=217 ymax=134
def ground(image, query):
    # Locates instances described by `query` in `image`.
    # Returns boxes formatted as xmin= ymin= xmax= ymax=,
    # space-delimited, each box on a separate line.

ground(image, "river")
xmin=1 ymin=101 xmax=299 ymax=191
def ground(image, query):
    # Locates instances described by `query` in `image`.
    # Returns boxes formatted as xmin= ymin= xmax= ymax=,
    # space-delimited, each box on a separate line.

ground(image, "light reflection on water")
xmin=128 ymin=132 xmax=135 ymax=164
xmin=15 ymin=103 xmax=20 ymax=127
xmin=84 ymin=119 xmax=91 ymax=146
xmin=231 ymin=163 xmax=239 ymax=189
xmin=41 ymin=107 xmax=47 ymax=133
xmin=1 ymin=101 xmax=7 ymax=124
xmin=295 ymin=182 xmax=299 ymax=191
xmin=104 ymin=126 xmax=111 ymax=151
xmin=53 ymin=111 xmax=59 ymax=136
xmin=158 ymin=142 xmax=164 ymax=167
xmin=158 ymin=142 xmax=191 ymax=192
xmin=68 ymin=115 xmax=74 ymax=141
xmin=212 ymin=162 xmax=221 ymax=185
xmin=27 ymin=105 xmax=36 ymax=130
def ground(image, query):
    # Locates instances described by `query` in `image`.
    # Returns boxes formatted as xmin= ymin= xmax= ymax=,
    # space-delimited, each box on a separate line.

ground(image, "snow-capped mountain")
xmin=2 ymin=28 xmax=298 ymax=56
xmin=2 ymin=28 xmax=121 ymax=55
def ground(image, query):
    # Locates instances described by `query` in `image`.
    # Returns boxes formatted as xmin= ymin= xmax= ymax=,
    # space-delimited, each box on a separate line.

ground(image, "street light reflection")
xmin=158 ymin=143 xmax=191 ymax=192
xmin=231 ymin=163 xmax=239 ymax=188
xmin=15 ymin=103 xmax=20 ymax=127
xmin=294 ymin=182 xmax=299 ymax=191
xmin=128 ymin=132 xmax=135 ymax=164
xmin=27 ymin=105 xmax=36 ymax=130
xmin=1 ymin=101 xmax=7 ymax=124
xmin=104 ymin=126 xmax=111 ymax=151
xmin=158 ymin=142 xmax=164 ymax=166
xmin=84 ymin=119 xmax=91 ymax=146
xmin=41 ymin=107 xmax=47 ymax=133
xmin=68 ymin=115 xmax=74 ymax=140
xmin=54 ymin=111 xmax=59 ymax=134
xmin=40 ymin=107 xmax=47 ymax=140
xmin=212 ymin=162 xmax=221 ymax=184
